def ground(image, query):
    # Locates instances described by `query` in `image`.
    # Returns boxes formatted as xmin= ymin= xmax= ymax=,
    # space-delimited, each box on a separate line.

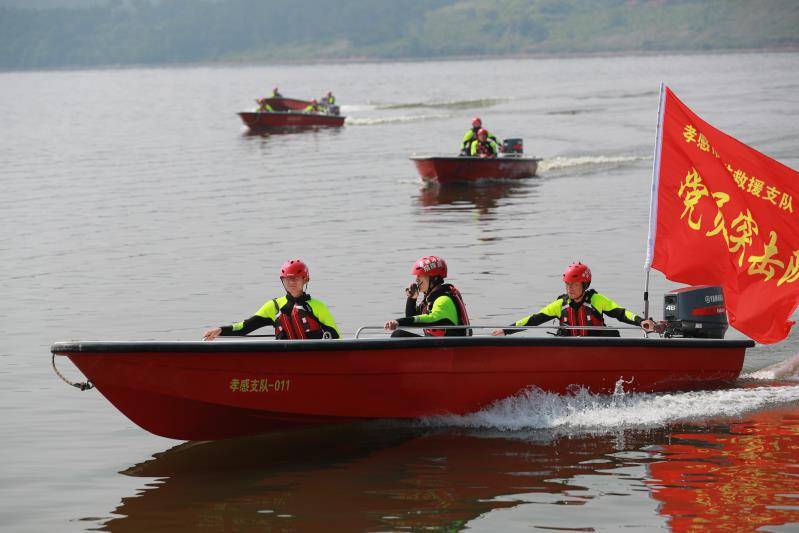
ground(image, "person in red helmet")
xmin=203 ymin=259 xmax=339 ymax=341
xmin=491 ymin=262 xmax=656 ymax=337
xmin=461 ymin=117 xmax=499 ymax=155
xmin=384 ymin=256 xmax=471 ymax=337
xmin=303 ymin=98 xmax=322 ymax=114
xmin=470 ymin=128 xmax=499 ymax=158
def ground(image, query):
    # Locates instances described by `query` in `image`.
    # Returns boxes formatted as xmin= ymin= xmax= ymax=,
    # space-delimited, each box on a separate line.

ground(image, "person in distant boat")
xmin=384 ymin=256 xmax=471 ymax=337
xmin=255 ymin=98 xmax=274 ymax=113
xmin=470 ymin=128 xmax=499 ymax=158
xmin=491 ymin=262 xmax=656 ymax=337
xmin=321 ymin=91 xmax=336 ymax=107
xmin=203 ymin=259 xmax=340 ymax=341
xmin=271 ymin=87 xmax=282 ymax=98
xmin=303 ymin=99 xmax=323 ymax=114
xmin=461 ymin=117 xmax=499 ymax=155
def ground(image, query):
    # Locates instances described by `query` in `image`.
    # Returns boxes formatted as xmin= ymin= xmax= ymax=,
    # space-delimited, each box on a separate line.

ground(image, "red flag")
xmin=645 ymin=86 xmax=799 ymax=344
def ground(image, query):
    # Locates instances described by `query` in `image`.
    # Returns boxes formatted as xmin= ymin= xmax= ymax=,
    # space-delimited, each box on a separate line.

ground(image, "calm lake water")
xmin=2 ymin=52 xmax=799 ymax=531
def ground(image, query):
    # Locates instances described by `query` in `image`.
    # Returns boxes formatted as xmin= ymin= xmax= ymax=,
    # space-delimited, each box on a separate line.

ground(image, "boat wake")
xmin=746 ymin=351 xmax=799 ymax=381
xmin=538 ymin=154 xmax=649 ymax=174
xmin=377 ymin=97 xmax=507 ymax=110
xmin=420 ymin=382 xmax=799 ymax=433
xmin=348 ymin=113 xmax=451 ymax=126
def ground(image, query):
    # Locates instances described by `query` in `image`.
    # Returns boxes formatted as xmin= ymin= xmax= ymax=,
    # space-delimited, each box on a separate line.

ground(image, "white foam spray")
xmin=421 ymin=382 xmax=799 ymax=432
xmin=538 ymin=154 xmax=648 ymax=173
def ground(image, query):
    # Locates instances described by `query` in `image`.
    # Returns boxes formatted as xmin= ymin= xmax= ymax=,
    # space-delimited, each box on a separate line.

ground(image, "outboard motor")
xmin=328 ymin=104 xmax=340 ymax=116
xmin=501 ymin=138 xmax=523 ymax=156
xmin=662 ymin=285 xmax=727 ymax=339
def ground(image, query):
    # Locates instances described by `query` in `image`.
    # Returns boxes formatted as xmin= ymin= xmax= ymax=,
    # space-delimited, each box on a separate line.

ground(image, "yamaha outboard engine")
xmin=328 ymin=104 xmax=340 ymax=116
xmin=663 ymin=285 xmax=727 ymax=339
xmin=501 ymin=138 xmax=523 ymax=155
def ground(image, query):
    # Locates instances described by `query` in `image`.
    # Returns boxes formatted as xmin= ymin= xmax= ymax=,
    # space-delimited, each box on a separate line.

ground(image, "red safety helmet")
xmin=327 ymin=91 xmax=332 ymax=96
xmin=281 ymin=259 xmax=309 ymax=280
xmin=472 ymin=117 xmax=482 ymax=127
xmin=563 ymin=262 xmax=591 ymax=285
xmin=411 ymin=256 xmax=447 ymax=278
xmin=477 ymin=128 xmax=488 ymax=139
xmin=311 ymin=98 xmax=318 ymax=104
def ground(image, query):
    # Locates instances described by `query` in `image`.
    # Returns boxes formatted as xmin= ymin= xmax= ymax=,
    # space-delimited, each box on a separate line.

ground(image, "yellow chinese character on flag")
xmin=747 ymin=231 xmax=785 ymax=282
xmin=778 ymin=251 xmax=799 ymax=286
xmin=683 ymin=124 xmax=697 ymax=143
xmin=746 ymin=177 xmax=764 ymax=198
xmin=697 ymin=133 xmax=711 ymax=152
xmin=239 ymin=379 xmax=250 ymax=392
xmin=779 ymin=193 xmax=794 ymax=213
xmin=732 ymin=169 xmax=748 ymax=190
xmin=764 ymin=186 xmax=780 ymax=205
xmin=705 ymin=192 xmax=730 ymax=244
xmin=678 ymin=167 xmax=709 ymax=231
xmin=229 ymin=379 xmax=240 ymax=392
xmin=728 ymin=210 xmax=759 ymax=267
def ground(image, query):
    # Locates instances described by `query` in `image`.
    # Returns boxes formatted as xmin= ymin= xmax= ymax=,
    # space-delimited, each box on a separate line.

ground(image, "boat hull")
xmin=411 ymin=155 xmax=540 ymax=183
xmin=238 ymin=111 xmax=345 ymax=130
xmin=52 ymin=337 xmax=751 ymax=441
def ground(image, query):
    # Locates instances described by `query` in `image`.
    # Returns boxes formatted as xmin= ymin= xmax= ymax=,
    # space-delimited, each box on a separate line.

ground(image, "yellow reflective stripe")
xmin=590 ymin=293 xmax=639 ymax=322
xmin=255 ymin=297 xmax=284 ymax=320
xmin=413 ymin=295 xmax=458 ymax=325
xmin=307 ymin=299 xmax=340 ymax=335
xmin=514 ymin=298 xmax=562 ymax=326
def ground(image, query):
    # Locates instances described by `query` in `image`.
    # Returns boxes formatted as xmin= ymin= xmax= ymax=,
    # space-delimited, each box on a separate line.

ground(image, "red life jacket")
xmin=475 ymin=140 xmax=497 ymax=158
xmin=272 ymin=298 xmax=329 ymax=340
xmin=419 ymin=284 xmax=471 ymax=337
xmin=558 ymin=289 xmax=607 ymax=337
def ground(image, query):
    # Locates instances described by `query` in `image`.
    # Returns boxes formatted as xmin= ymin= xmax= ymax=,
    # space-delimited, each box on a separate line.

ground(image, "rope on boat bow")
xmin=51 ymin=353 xmax=94 ymax=391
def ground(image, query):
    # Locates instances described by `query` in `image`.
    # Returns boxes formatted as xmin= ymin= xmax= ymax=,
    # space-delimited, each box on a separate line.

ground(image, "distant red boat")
xmin=51 ymin=336 xmax=751 ymax=441
xmin=238 ymin=111 xmax=345 ymax=130
xmin=411 ymin=155 xmax=541 ymax=183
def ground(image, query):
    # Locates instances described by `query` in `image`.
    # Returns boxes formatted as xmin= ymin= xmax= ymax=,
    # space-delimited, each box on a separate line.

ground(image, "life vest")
xmin=272 ymin=297 xmax=330 ymax=340
xmin=557 ymin=289 xmax=616 ymax=337
xmin=419 ymin=283 xmax=471 ymax=337
xmin=474 ymin=140 xmax=497 ymax=157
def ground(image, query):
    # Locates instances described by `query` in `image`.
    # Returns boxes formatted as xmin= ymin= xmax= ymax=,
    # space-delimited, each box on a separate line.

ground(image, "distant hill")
xmin=1 ymin=0 xmax=797 ymax=70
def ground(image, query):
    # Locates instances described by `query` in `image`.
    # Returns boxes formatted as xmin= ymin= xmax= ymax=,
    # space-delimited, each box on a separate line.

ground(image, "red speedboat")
xmin=238 ymin=111 xmax=345 ymax=130
xmin=411 ymin=155 xmax=541 ymax=184
xmin=51 ymin=336 xmax=751 ymax=441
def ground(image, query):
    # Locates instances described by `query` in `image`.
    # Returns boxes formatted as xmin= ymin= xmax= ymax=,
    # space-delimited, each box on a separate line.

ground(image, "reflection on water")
xmin=101 ymin=405 xmax=799 ymax=531
xmin=648 ymin=406 xmax=799 ymax=531
xmin=417 ymin=180 xmax=538 ymax=215
xmin=241 ymin=126 xmax=346 ymax=138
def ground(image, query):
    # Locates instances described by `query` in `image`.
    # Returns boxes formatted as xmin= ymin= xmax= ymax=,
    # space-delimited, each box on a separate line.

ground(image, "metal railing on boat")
xmin=354 ymin=324 xmax=646 ymax=339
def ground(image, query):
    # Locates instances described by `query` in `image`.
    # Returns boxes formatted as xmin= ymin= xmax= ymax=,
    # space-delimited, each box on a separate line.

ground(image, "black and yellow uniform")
xmin=393 ymin=283 xmax=470 ymax=337
xmin=505 ymin=289 xmax=644 ymax=337
xmin=219 ymin=293 xmax=339 ymax=340
xmin=322 ymin=94 xmax=336 ymax=106
xmin=303 ymin=103 xmax=322 ymax=114
xmin=461 ymin=127 xmax=498 ymax=154
xmin=470 ymin=138 xmax=499 ymax=157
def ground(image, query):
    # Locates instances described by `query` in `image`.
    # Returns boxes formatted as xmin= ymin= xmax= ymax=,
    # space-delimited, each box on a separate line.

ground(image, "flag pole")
xmin=644 ymin=83 xmax=666 ymax=319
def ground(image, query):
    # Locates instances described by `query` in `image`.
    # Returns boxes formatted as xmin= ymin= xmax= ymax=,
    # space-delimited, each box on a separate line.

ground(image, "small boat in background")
xmin=411 ymin=138 xmax=541 ymax=184
xmin=238 ymin=111 xmax=346 ymax=130
xmin=239 ymin=94 xmax=344 ymax=131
